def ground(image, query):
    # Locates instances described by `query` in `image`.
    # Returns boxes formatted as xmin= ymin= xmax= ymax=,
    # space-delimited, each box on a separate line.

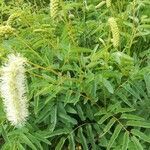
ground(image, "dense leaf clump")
xmin=0 ymin=0 xmax=150 ymax=149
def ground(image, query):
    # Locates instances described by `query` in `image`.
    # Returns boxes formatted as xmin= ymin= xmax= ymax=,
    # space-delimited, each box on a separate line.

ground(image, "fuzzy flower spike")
xmin=0 ymin=53 xmax=28 ymax=127
xmin=50 ymin=0 xmax=59 ymax=21
xmin=108 ymin=17 xmax=120 ymax=48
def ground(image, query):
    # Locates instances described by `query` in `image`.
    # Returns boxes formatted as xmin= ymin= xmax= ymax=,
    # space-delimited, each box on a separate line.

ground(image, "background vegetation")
xmin=0 ymin=0 xmax=150 ymax=149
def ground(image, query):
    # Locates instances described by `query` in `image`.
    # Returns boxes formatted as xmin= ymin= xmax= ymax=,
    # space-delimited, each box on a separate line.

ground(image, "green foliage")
xmin=0 ymin=0 xmax=150 ymax=149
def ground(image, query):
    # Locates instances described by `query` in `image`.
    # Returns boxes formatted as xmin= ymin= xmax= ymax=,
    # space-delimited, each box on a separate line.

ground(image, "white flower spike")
xmin=0 ymin=53 xmax=28 ymax=127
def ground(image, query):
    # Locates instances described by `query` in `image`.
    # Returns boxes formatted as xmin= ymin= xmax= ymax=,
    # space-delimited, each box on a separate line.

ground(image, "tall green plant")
xmin=0 ymin=0 xmax=150 ymax=149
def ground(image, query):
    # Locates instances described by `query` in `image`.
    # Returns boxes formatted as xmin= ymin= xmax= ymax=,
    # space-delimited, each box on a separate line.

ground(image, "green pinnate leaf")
xmin=103 ymin=117 xmax=116 ymax=133
xmin=121 ymin=114 xmax=145 ymax=121
xmin=126 ymin=120 xmax=150 ymax=128
xmin=131 ymin=136 xmax=143 ymax=150
xmin=107 ymin=124 xmax=122 ymax=150
xmin=68 ymin=133 xmax=75 ymax=150
xmin=131 ymin=129 xmax=150 ymax=143
xmin=78 ymin=128 xmax=88 ymax=150
xmin=122 ymin=131 xmax=129 ymax=150
xmin=20 ymin=134 xmax=37 ymax=150
xmin=86 ymin=125 xmax=96 ymax=150
xmin=55 ymin=137 xmax=66 ymax=150
xmin=103 ymin=78 xmax=114 ymax=94
xmin=98 ymin=113 xmax=112 ymax=124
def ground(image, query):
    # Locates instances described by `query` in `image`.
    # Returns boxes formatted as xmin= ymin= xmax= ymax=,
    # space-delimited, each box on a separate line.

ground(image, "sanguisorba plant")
xmin=0 ymin=0 xmax=150 ymax=149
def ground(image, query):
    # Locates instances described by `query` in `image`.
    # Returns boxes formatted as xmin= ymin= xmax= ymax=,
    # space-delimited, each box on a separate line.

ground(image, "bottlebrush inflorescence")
xmin=0 ymin=25 xmax=15 ymax=37
xmin=50 ymin=0 xmax=59 ymax=21
xmin=0 ymin=53 xmax=29 ymax=127
xmin=108 ymin=17 xmax=120 ymax=48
